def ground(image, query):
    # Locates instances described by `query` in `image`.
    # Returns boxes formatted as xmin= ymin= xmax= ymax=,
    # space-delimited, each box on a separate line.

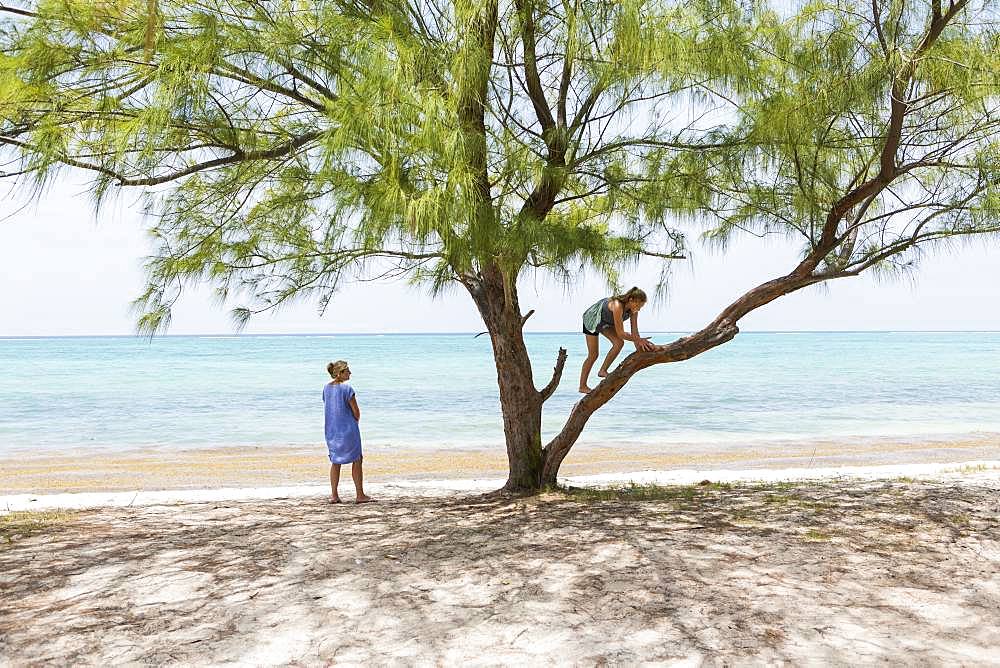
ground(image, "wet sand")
xmin=4 ymin=434 xmax=1000 ymax=494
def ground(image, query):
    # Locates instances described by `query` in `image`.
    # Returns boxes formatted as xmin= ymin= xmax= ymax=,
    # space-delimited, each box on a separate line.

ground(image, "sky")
xmin=1 ymin=176 xmax=999 ymax=336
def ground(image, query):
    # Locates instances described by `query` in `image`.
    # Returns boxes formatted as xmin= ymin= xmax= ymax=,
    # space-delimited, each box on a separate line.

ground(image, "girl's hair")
xmin=327 ymin=360 xmax=349 ymax=379
xmin=613 ymin=286 xmax=647 ymax=305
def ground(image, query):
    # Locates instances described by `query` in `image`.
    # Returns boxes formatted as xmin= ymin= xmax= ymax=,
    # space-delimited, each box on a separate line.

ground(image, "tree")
xmin=2 ymin=0 xmax=999 ymax=493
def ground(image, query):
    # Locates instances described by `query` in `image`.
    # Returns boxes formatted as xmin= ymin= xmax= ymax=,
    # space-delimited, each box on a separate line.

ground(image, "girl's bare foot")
xmin=329 ymin=496 xmax=342 ymax=504
xmin=597 ymin=369 xmax=609 ymax=378
xmin=578 ymin=385 xmax=592 ymax=394
xmin=355 ymin=495 xmax=376 ymax=504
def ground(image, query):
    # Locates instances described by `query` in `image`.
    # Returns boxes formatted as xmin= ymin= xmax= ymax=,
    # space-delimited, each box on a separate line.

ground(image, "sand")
xmin=2 ymin=462 xmax=1000 ymax=665
xmin=6 ymin=433 xmax=1000 ymax=495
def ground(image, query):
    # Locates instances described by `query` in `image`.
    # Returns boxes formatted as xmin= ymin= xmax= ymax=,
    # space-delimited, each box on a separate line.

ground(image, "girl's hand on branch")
xmin=635 ymin=337 xmax=656 ymax=352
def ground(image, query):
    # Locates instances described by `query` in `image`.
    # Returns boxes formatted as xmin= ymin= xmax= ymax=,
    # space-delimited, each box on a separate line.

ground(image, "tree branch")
xmin=538 ymin=346 xmax=567 ymax=402
xmin=803 ymin=0 xmax=970 ymax=273
xmin=541 ymin=323 xmax=739 ymax=483
xmin=1 ymin=130 xmax=323 ymax=186
xmin=514 ymin=0 xmax=556 ymax=135
xmin=0 ymin=3 xmax=36 ymax=18
xmin=212 ymin=64 xmax=328 ymax=112
xmin=639 ymin=249 xmax=686 ymax=260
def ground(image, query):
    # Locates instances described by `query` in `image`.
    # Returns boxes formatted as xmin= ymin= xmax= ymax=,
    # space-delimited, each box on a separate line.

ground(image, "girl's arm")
xmin=610 ymin=301 xmax=645 ymax=344
xmin=628 ymin=311 xmax=655 ymax=351
xmin=349 ymin=396 xmax=361 ymax=422
xmin=609 ymin=301 xmax=637 ymax=341
xmin=629 ymin=311 xmax=642 ymax=342
xmin=610 ymin=301 xmax=654 ymax=350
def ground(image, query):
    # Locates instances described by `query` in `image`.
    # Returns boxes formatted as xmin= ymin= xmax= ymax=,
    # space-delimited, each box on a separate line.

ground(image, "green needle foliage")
xmin=3 ymin=0 xmax=999 ymax=490
xmin=4 ymin=1 xmax=995 ymax=329
xmin=702 ymin=0 xmax=1000 ymax=283
xmin=0 ymin=0 xmax=725 ymax=331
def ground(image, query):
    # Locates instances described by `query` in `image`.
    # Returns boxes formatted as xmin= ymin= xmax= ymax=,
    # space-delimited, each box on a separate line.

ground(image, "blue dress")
xmin=323 ymin=382 xmax=362 ymax=464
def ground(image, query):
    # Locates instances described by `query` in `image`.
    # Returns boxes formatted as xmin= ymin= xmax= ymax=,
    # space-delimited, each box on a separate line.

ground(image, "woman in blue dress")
xmin=323 ymin=360 xmax=374 ymax=504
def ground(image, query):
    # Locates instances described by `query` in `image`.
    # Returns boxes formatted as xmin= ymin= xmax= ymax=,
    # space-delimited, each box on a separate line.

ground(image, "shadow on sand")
xmin=2 ymin=476 xmax=999 ymax=664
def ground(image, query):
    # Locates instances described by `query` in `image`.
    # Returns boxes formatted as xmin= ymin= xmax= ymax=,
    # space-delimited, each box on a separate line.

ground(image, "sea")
xmin=2 ymin=332 xmax=999 ymax=457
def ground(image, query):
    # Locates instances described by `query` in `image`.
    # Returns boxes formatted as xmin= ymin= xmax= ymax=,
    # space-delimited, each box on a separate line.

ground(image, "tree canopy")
xmin=2 ymin=0 xmax=731 ymax=330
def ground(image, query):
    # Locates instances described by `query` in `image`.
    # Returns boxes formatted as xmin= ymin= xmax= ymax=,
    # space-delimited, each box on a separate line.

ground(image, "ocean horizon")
xmin=5 ymin=328 xmax=1000 ymax=339
xmin=3 ymin=331 xmax=999 ymax=457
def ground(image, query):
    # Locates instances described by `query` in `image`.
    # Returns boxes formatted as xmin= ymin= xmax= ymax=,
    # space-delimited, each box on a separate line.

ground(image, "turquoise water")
xmin=1 ymin=332 xmax=999 ymax=456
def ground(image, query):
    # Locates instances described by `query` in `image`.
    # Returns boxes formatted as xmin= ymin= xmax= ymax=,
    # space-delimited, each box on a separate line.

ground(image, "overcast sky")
xmin=1 ymin=177 xmax=998 ymax=336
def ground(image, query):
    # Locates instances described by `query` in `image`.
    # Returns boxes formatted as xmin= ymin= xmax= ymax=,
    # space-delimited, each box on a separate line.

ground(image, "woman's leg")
xmin=578 ymin=334 xmax=600 ymax=393
xmin=329 ymin=463 xmax=342 ymax=502
xmin=352 ymin=458 xmax=374 ymax=503
xmin=597 ymin=330 xmax=624 ymax=376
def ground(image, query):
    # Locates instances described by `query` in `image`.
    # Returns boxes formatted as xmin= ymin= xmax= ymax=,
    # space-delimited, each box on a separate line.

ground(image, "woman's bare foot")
xmin=597 ymin=369 xmax=609 ymax=378
xmin=578 ymin=385 xmax=592 ymax=394
xmin=355 ymin=495 xmax=377 ymax=504
xmin=329 ymin=496 xmax=342 ymax=504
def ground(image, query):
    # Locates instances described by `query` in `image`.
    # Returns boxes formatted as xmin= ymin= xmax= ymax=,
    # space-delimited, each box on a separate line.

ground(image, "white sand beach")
xmin=3 ymin=460 xmax=999 ymax=665
xmin=3 ymin=459 xmax=1000 ymax=512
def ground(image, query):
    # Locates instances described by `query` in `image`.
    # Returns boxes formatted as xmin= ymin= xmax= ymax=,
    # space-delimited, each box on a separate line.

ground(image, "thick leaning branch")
xmin=540 ymin=322 xmax=739 ymax=484
xmin=539 ymin=266 xmax=827 ymax=484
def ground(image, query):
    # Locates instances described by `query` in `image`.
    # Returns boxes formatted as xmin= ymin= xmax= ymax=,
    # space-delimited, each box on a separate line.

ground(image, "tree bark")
xmin=470 ymin=266 xmax=547 ymax=493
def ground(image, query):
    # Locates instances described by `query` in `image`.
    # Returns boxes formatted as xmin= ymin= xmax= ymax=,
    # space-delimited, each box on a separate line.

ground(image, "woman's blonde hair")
xmin=327 ymin=360 xmax=350 ymax=379
xmin=613 ymin=286 xmax=647 ymax=306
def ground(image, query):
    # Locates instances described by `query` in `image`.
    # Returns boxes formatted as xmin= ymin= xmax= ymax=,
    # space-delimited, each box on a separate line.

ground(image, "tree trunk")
xmin=493 ymin=324 xmax=544 ymax=493
xmin=469 ymin=266 xmax=546 ymax=493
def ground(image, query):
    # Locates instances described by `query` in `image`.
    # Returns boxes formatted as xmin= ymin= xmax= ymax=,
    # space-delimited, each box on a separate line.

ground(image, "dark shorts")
xmin=583 ymin=324 xmax=611 ymax=337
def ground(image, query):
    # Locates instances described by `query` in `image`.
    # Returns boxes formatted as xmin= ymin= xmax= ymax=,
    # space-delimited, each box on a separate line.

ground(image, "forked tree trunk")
xmin=469 ymin=265 xmax=820 ymax=493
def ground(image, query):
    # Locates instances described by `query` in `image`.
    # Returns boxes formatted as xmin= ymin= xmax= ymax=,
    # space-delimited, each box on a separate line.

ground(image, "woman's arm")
xmin=349 ymin=396 xmax=361 ymax=422
xmin=629 ymin=311 xmax=655 ymax=351
xmin=630 ymin=311 xmax=642 ymax=340
xmin=610 ymin=300 xmax=654 ymax=350
xmin=610 ymin=300 xmax=648 ymax=345
xmin=609 ymin=301 xmax=639 ymax=341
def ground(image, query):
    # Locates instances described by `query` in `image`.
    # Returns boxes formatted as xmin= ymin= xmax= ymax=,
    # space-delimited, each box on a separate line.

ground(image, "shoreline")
xmin=4 ymin=459 xmax=999 ymax=513
xmin=4 ymin=434 xmax=1000 ymax=497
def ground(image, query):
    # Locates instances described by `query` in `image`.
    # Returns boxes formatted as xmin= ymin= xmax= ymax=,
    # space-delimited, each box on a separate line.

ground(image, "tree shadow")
xmin=1 ymin=477 xmax=999 ymax=664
